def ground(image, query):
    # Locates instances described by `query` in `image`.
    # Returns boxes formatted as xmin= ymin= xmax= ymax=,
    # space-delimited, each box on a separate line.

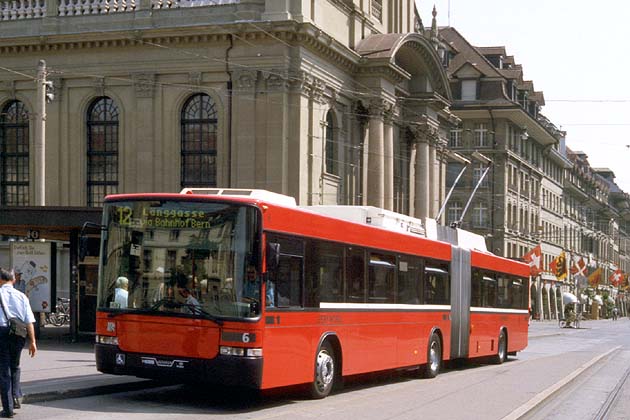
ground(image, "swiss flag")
xmin=609 ymin=269 xmax=624 ymax=287
xmin=522 ymin=245 xmax=542 ymax=276
xmin=571 ymin=257 xmax=587 ymax=276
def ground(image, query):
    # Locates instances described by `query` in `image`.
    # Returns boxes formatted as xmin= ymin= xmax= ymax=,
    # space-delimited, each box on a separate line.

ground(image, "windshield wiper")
xmin=149 ymin=298 xmax=223 ymax=325
xmin=149 ymin=298 xmax=178 ymax=311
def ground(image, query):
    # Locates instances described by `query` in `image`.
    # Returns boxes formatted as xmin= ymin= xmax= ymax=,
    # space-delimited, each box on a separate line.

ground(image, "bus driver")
xmin=242 ymin=266 xmax=274 ymax=307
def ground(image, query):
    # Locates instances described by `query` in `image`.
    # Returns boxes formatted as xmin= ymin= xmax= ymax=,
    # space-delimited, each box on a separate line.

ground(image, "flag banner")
xmin=571 ymin=257 xmax=587 ymax=276
xmin=522 ymin=245 xmax=542 ymax=276
xmin=609 ymin=269 xmax=624 ymax=287
xmin=549 ymin=251 xmax=567 ymax=281
xmin=588 ymin=267 xmax=602 ymax=286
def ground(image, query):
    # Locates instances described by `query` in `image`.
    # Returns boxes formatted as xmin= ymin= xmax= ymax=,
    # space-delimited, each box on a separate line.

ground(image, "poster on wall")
xmin=10 ymin=242 xmax=52 ymax=313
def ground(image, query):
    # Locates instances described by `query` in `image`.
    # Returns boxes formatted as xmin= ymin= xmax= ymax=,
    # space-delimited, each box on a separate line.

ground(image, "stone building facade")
xmin=0 ymin=0 xmax=459 ymax=332
xmin=0 ymin=0 xmax=457 ymax=218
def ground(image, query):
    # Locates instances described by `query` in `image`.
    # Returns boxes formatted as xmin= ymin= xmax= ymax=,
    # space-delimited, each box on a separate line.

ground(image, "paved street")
xmin=10 ymin=318 xmax=630 ymax=419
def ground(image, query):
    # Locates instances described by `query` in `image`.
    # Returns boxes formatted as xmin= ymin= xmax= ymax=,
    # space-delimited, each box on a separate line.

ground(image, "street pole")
xmin=34 ymin=60 xmax=47 ymax=206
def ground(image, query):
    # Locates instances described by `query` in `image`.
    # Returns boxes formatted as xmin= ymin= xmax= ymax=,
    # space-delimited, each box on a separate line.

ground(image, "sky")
xmin=416 ymin=0 xmax=630 ymax=192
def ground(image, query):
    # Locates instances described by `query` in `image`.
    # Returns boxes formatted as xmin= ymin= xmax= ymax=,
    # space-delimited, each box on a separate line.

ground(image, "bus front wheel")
xmin=424 ymin=333 xmax=442 ymax=378
xmin=310 ymin=341 xmax=336 ymax=399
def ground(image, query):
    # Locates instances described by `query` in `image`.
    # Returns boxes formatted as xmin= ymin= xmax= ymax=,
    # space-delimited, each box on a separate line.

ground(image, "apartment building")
xmin=436 ymin=27 xmax=629 ymax=319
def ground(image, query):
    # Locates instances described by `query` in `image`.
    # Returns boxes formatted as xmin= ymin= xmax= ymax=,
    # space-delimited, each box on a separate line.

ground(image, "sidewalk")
xmin=18 ymin=318 xmax=617 ymax=403
xmin=21 ymin=325 xmax=162 ymax=403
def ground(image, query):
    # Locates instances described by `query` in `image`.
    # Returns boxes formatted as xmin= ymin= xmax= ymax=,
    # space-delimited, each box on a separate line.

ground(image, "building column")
xmin=367 ymin=100 xmax=385 ymax=208
xmin=262 ymin=69 xmax=289 ymax=194
xmin=231 ymin=70 xmax=258 ymax=187
xmin=132 ymin=73 xmax=156 ymax=192
xmin=287 ymin=71 xmax=312 ymax=205
xmin=383 ymin=106 xmax=394 ymax=211
xmin=429 ymin=141 xmax=438 ymax=217
xmin=414 ymin=139 xmax=429 ymax=219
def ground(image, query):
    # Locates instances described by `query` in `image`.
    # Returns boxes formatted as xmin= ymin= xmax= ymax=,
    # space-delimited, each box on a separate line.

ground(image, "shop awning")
xmin=562 ymin=292 xmax=578 ymax=305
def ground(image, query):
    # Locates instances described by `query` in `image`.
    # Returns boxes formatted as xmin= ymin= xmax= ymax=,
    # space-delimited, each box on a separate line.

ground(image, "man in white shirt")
xmin=0 ymin=268 xmax=36 ymax=418
xmin=113 ymin=277 xmax=129 ymax=309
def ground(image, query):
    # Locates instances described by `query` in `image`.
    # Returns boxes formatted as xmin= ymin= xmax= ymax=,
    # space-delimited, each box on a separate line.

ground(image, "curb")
xmin=23 ymin=379 xmax=167 ymax=404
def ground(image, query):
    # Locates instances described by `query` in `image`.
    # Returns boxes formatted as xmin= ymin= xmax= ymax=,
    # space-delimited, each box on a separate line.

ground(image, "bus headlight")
xmin=220 ymin=346 xmax=262 ymax=357
xmin=96 ymin=335 xmax=119 ymax=346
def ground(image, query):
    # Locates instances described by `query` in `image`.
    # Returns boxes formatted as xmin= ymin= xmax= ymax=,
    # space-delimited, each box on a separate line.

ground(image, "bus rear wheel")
xmin=423 ymin=333 xmax=442 ymax=378
xmin=310 ymin=341 xmax=336 ymax=399
xmin=493 ymin=329 xmax=507 ymax=364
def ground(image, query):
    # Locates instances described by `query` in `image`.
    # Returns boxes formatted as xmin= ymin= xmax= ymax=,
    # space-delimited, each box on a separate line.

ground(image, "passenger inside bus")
xmin=112 ymin=276 xmax=129 ymax=308
xmin=177 ymin=287 xmax=200 ymax=314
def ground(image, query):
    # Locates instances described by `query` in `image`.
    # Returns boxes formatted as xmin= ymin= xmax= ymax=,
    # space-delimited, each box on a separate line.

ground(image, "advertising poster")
xmin=10 ymin=242 xmax=52 ymax=313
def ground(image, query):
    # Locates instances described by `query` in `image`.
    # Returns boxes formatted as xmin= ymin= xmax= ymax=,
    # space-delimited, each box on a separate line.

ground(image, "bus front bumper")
xmin=95 ymin=344 xmax=263 ymax=388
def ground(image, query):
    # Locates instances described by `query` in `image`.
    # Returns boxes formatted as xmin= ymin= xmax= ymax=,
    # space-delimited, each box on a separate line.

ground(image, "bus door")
xmin=450 ymin=246 xmax=470 ymax=359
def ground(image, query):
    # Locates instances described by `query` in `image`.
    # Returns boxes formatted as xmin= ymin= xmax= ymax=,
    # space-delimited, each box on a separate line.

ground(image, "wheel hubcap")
xmin=429 ymin=341 xmax=439 ymax=371
xmin=315 ymin=350 xmax=334 ymax=391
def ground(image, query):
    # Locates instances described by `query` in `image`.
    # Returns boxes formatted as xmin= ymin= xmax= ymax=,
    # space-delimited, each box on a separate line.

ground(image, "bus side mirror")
xmin=266 ymin=242 xmax=280 ymax=271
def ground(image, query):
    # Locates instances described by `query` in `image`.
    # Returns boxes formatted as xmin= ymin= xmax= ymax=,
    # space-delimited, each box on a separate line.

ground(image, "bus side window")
xmin=510 ymin=276 xmax=527 ymax=309
xmin=275 ymin=255 xmax=303 ymax=307
xmin=397 ymin=256 xmax=422 ymax=304
xmin=481 ymin=274 xmax=497 ymax=307
xmin=345 ymin=248 xmax=365 ymax=303
xmin=266 ymin=234 xmax=305 ymax=308
xmin=306 ymin=240 xmax=343 ymax=304
xmin=424 ymin=262 xmax=450 ymax=305
xmin=368 ymin=253 xmax=396 ymax=303
xmin=497 ymin=275 xmax=510 ymax=308
xmin=471 ymin=269 xmax=482 ymax=307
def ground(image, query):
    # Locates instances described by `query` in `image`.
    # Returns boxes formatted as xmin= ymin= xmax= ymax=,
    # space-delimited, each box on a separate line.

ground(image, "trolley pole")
xmin=34 ymin=60 xmax=47 ymax=206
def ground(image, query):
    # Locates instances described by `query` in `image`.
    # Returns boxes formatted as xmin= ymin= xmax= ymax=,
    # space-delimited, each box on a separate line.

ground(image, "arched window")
xmin=87 ymin=96 xmax=119 ymax=207
xmin=0 ymin=100 xmax=29 ymax=206
xmin=325 ymin=110 xmax=336 ymax=175
xmin=181 ymin=93 xmax=218 ymax=188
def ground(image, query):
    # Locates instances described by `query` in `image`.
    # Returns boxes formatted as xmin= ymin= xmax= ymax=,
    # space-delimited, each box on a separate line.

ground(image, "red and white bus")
xmin=94 ymin=189 xmax=529 ymax=398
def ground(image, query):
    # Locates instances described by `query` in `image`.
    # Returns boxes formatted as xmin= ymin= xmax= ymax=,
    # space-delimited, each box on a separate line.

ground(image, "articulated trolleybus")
xmin=95 ymin=189 xmax=529 ymax=398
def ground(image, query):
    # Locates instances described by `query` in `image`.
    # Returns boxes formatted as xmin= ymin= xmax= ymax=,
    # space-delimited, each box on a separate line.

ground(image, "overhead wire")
xmin=2 ymin=3 xmax=630 ymax=197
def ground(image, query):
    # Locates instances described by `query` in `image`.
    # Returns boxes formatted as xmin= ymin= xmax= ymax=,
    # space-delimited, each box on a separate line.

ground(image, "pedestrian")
xmin=0 ymin=268 xmax=37 ymax=418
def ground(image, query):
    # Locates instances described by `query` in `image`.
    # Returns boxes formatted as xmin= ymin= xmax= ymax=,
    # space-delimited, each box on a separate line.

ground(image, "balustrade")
xmin=1 ymin=0 xmax=46 ymax=20
xmin=0 ymin=0 xmax=237 ymax=19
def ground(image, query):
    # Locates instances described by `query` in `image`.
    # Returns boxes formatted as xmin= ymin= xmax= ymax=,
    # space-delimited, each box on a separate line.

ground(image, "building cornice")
xmin=0 ymin=21 xmax=362 ymax=74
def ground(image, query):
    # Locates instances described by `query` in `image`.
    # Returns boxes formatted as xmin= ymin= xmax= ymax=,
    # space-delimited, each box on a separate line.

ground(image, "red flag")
xmin=522 ymin=245 xmax=542 ymax=276
xmin=609 ymin=269 xmax=624 ymax=287
xmin=549 ymin=252 xmax=567 ymax=280
xmin=571 ymin=257 xmax=586 ymax=276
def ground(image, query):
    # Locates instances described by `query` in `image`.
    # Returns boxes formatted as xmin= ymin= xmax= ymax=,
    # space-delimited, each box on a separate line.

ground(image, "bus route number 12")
xmin=117 ymin=206 xmax=133 ymax=226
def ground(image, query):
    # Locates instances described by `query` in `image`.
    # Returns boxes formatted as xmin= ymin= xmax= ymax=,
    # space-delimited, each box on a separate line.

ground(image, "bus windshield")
xmin=97 ymin=199 xmax=261 ymax=319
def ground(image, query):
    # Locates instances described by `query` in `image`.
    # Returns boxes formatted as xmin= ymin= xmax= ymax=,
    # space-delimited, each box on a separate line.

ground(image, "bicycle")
xmin=45 ymin=297 xmax=70 ymax=326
